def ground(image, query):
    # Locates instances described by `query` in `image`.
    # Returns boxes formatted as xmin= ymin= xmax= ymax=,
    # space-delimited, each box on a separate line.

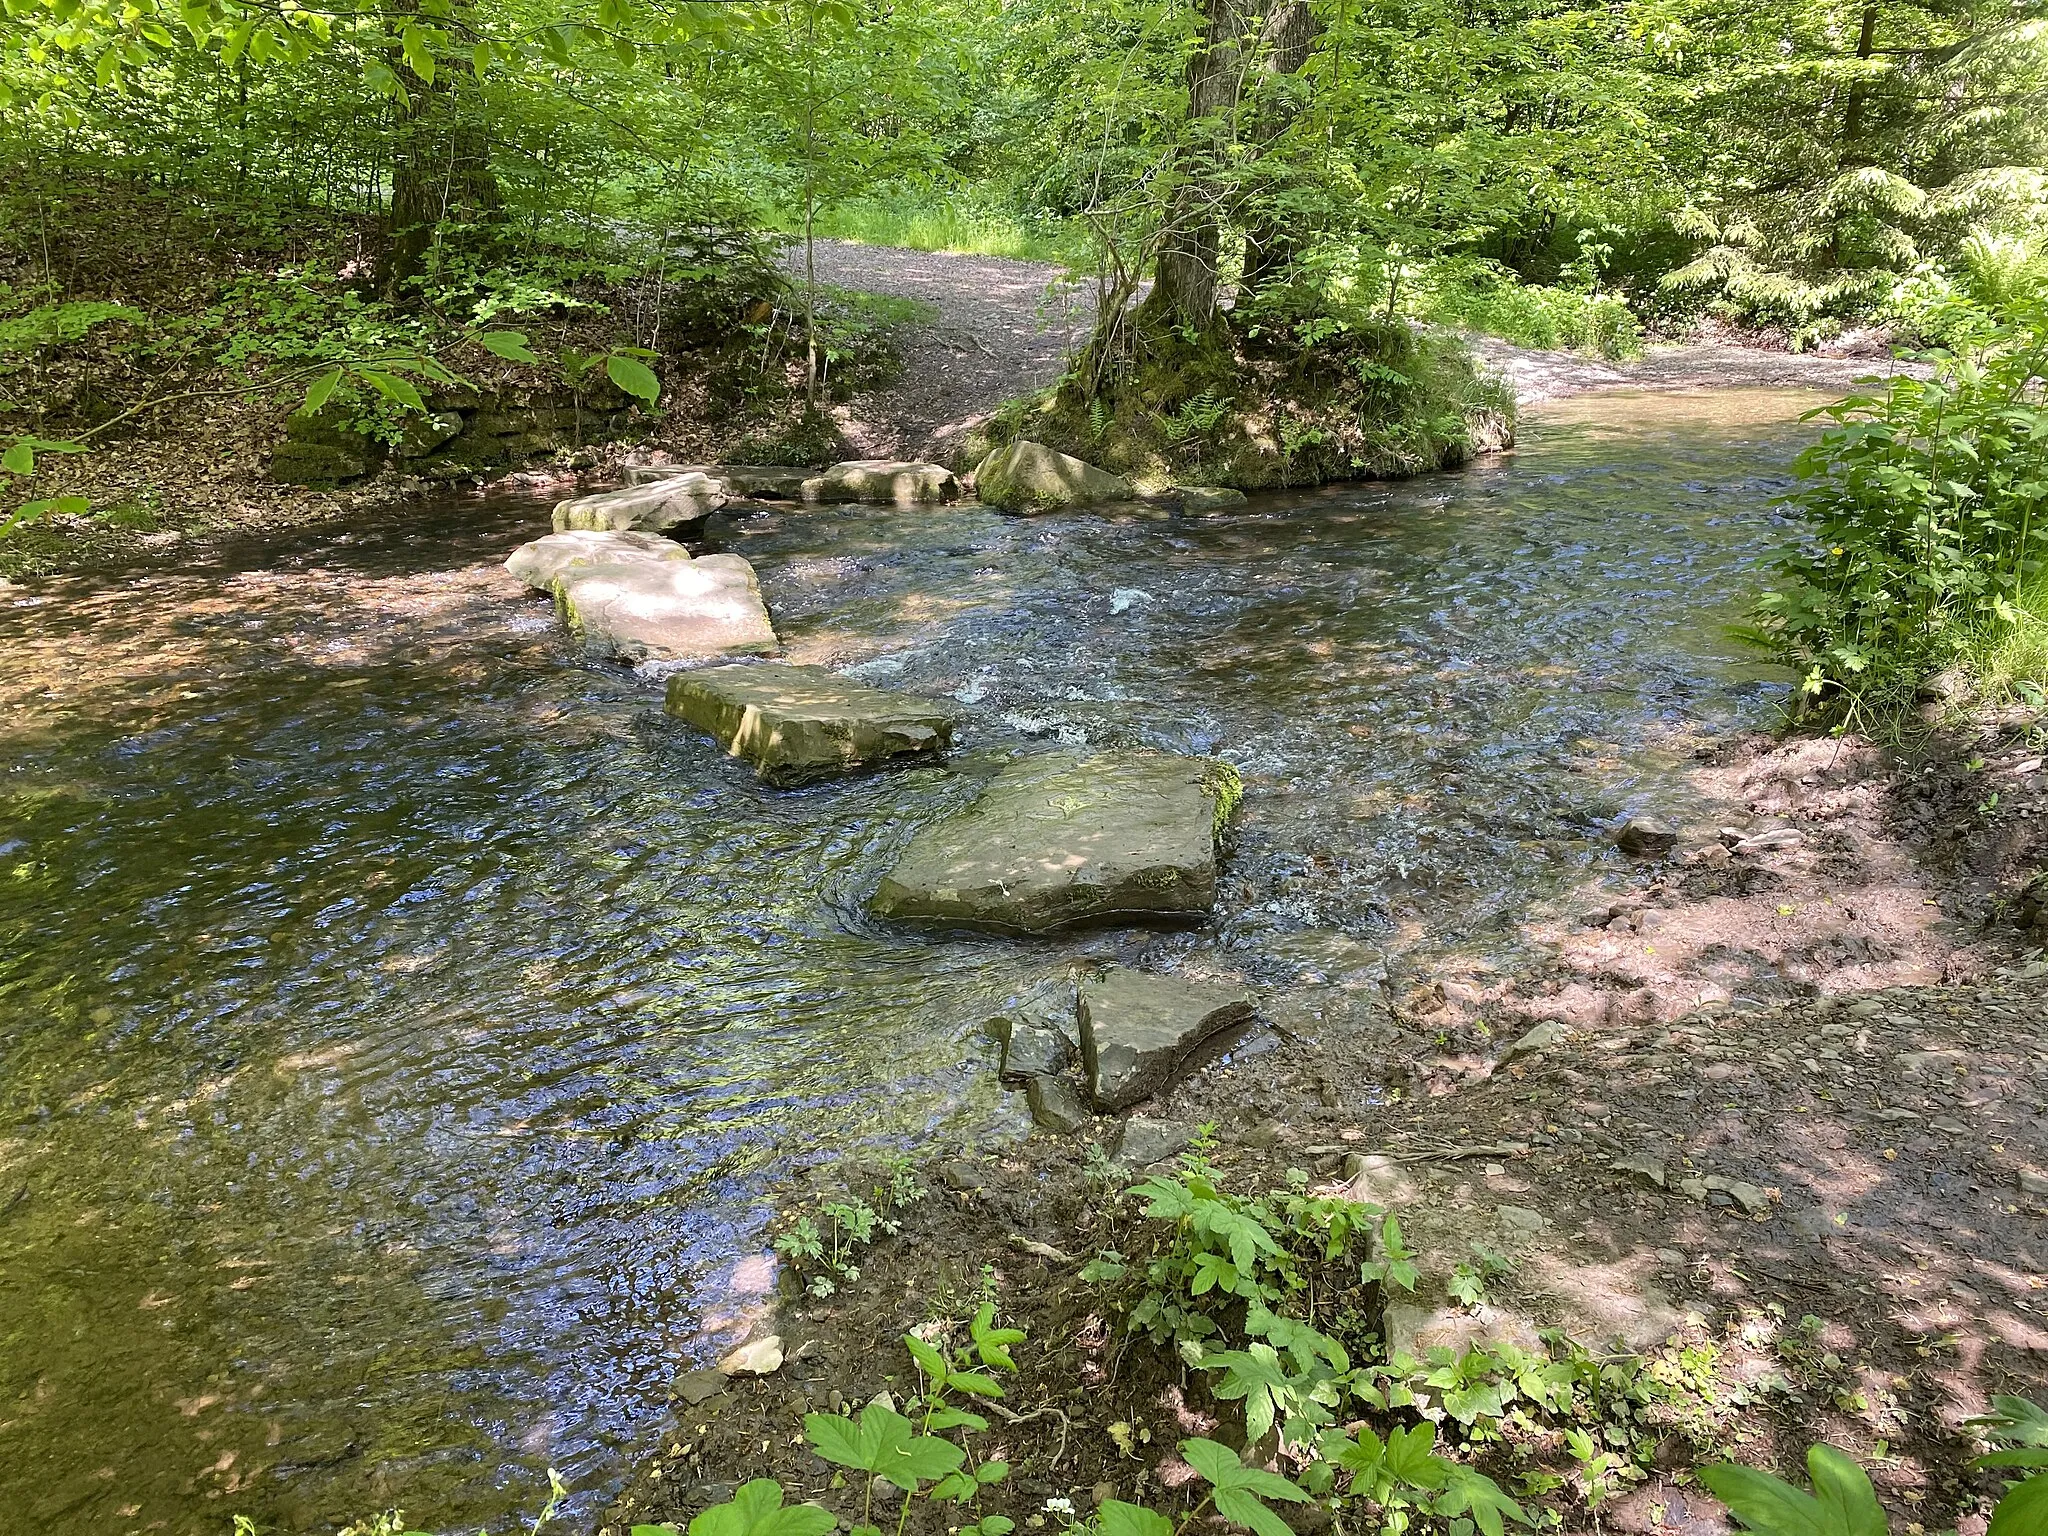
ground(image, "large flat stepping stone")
xmin=553 ymin=555 xmax=777 ymax=664
xmin=627 ymin=464 xmax=812 ymax=500
xmin=869 ymin=751 xmax=1241 ymax=934
xmin=554 ymin=474 xmax=727 ymax=533
xmin=1079 ymin=969 xmax=1256 ymax=1110
xmin=505 ymin=529 xmax=688 ymax=591
xmin=664 ymin=662 xmax=953 ymax=785
xmin=803 ymin=460 xmax=960 ymax=505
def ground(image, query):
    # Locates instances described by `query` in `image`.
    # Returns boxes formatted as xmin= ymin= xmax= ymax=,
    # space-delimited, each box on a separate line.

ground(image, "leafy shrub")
xmin=1750 ymin=299 xmax=2048 ymax=717
xmin=1410 ymin=262 xmax=1643 ymax=360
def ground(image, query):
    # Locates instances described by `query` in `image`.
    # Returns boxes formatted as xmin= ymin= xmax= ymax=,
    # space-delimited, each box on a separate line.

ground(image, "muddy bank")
xmin=603 ymin=718 xmax=2048 ymax=1536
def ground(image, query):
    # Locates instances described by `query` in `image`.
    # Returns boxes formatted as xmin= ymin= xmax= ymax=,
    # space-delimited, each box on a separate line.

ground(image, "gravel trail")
xmin=781 ymin=240 xmax=1091 ymax=461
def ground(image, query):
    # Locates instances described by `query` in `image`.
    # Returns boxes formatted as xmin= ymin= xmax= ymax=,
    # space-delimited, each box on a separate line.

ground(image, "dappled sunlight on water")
xmin=0 ymin=390 xmax=1821 ymax=1531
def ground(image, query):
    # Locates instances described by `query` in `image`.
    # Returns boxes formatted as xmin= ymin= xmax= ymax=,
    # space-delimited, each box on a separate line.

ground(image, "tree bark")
xmin=1240 ymin=0 xmax=1322 ymax=296
xmin=380 ymin=2 xmax=500 ymax=298
xmin=1141 ymin=0 xmax=1254 ymax=332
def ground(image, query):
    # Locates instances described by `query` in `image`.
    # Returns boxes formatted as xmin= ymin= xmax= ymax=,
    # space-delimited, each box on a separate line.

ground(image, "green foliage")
xmin=1748 ymin=300 xmax=2048 ymax=716
xmin=774 ymin=1157 xmax=926 ymax=1298
xmin=1701 ymin=1430 xmax=2048 ymax=1536
xmin=1181 ymin=1436 xmax=1312 ymax=1536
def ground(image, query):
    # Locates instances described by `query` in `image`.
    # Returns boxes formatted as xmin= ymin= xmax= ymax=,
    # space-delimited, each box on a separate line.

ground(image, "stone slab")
xmin=803 ymin=460 xmax=960 ymax=505
xmin=663 ymin=662 xmax=952 ymax=785
xmin=505 ymin=529 xmax=691 ymax=592
xmin=868 ymin=751 xmax=1240 ymax=935
xmin=553 ymin=555 xmax=777 ymax=664
xmin=1078 ymin=968 xmax=1256 ymax=1111
xmin=628 ymin=463 xmax=812 ymax=500
xmin=554 ymin=473 xmax=727 ymax=533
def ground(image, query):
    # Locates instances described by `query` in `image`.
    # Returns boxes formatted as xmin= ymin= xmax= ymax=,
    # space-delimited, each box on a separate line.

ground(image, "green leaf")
xmin=359 ymin=370 xmax=424 ymax=411
xmin=1 ymin=440 xmax=33 ymax=475
xmin=1098 ymin=1502 xmax=1173 ymax=1536
xmin=401 ymin=23 xmax=436 ymax=82
xmin=1214 ymin=1486 xmax=1299 ymax=1536
xmin=1805 ymin=1446 xmax=1886 ymax=1536
xmin=480 ymin=330 xmax=541 ymax=365
xmin=904 ymin=1334 xmax=948 ymax=1386
xmin=302 ymin=367 xmax=343 ymax=414
xmin=606 ymin=352 xmax=661 ymax=405
xmin=1989 ymin=1476 xmax=2048 ymax=1536
xmin=687 ymin=1480 xmax=835 ymax=1536
xmin=1972 ymin=1397 xmax=2048 ymax=1448
xmin=1698 ymin=1463 xmax=1827 ymax=1536
xmin=633 ymin=1527 xmax=681 ymax=1536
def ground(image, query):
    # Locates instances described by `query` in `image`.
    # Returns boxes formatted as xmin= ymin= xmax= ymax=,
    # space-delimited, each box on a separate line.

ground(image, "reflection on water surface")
xmin=0 ymin=391 xmax=1815 ymax=1531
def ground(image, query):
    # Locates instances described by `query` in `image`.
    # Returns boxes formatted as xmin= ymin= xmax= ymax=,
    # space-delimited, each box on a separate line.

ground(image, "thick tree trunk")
xmin=1240 ymin=0 xmax=1321 ymax=296
xmin=1842 ymin=5 xmax=1879 ymax=153
xmin=1140 ymin=0 xmax=1254 ymax=333
xmin=380 ymin=3 xmax=500 ymax=298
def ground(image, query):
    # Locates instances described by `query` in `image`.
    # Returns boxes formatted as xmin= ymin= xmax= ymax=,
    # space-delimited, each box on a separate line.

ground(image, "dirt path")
xmin=785 ymin=241 xmax=1922 ymax=456
xmin=782 ymin=241 xmax=1093 ymax=461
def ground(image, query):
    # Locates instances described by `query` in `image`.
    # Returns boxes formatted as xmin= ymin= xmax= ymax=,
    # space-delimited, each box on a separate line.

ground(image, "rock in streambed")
xmin=1079 ymin=968 xmax=1257 ymax=1111
xmin=664 ymin=662 xmax=953 ymax=785
xmin=554 ymin=474 xmax=727 ymax=533
xmin=868 ymin=751 xmax=1242 ymax=935
xmin=973 ymin=440 xmax=1132 ymax=513
xmin=553 ymin=556 xmax=778 ymax=664
xmin=623 ymin=460 xmax=960 ymax=506
xmin=504 ymin=529 xmax=690 ymax=591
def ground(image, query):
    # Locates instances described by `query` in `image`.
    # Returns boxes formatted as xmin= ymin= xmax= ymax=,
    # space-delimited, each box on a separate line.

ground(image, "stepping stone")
xmin=974 ymin=439 xmax=1131 ymax=513
xmin=504 ymin=529 xmax=689 ymax=592
xmin=1078 ymin=968 xmax=1256 ymax=1111
xmin=553 ymin=473 xmax=727 ymax=533
xmin=869 ymin=751 xmax=1241 ymax=935
xmin=553 ymin=555 xmax=777 ymax=664
xmin=628 ymin=463 xmax=812 ymax=500
xmin=803 ymin=460 xmax=960 ymax=505
xmin=663 ymin=662 xmax=953 ymax=785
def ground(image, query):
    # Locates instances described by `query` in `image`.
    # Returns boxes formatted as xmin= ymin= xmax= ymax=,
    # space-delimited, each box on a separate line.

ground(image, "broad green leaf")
xmin=688 ymin=1480 xmax=835 ymax=1536
xmin=1213 ymin=1486 xmax=1299 ymax=1536
xmin=1 ymin=440 xmax=33 ymax=475
xmin=1698 ymin=1463 xmax=1827 ymax=1536
xmin=903 ymin=1333 xmax=948 ymax=1385
xmin=1989 ymin=1475 xmax=2048 ymax=1536
xmin=360 ymin=370 xmax=424 ymax=411
xmin=302 ymin=367 xmax=343 ymax=414
xmin=480 ymin=330 xmax=541 ymax=364
xmin=1099 ymin=1502 xmax=1173 ymax=1536
xmin=606 ymin=352 xmax=661 ymax=405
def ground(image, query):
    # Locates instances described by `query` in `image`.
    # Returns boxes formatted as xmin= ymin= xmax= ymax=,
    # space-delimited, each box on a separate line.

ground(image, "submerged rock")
xmin=804 ymin=460 xmax=960 ymax=505
xmin=554 ymin=473 xmax=728 ymax=533
xmin=1614 ymin=816 xmax=1678 ymax=857
xmin=1175 ymin=486 xmax=1249 ymax=514
xmin=974 ymin=440 xmax=1132 ymax=513
xmin=869 ymin=751 xmax=1242 ymax=935
xmin=1078 ymin=968 xmax=1257 ymax=1110
xmin=663 ymin=662 xmax=953 ymax=785
xmin=505 ymin=529 xmax=689 ymax=592
xmin=553 ymin=555 xmax=777 ymax=664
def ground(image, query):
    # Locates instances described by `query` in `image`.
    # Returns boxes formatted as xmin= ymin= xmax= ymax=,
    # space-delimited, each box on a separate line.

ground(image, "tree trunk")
xmin=1239 ymin=0 xmax=1321 ymax=297
xmin=1141 ymin=0 xmax=1254 ymax=333
xmin=380 ymin=2 xmax=500 ymax=298
xmin=1842 ymin=5 xmax=1879 ymax=154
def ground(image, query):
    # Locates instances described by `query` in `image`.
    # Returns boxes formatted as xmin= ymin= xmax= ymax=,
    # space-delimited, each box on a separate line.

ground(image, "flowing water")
xmin=1 ymin=388 xmax=1822 ymax=1533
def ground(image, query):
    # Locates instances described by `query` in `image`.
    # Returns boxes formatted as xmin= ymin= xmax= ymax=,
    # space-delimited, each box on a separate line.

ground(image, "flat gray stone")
xmin=990 ymin=1017 xmax=1073 ymax=1084
xmin=553 ymin=555 xmax=777 ymax=664
xmin=869 ymin=751 xmax=1241 ymax=935
xmin=803 ymin=460 xmax=960 ymax=505
xmin=974 ymin=440 xmax=1131 ymax=514
xmin=1078 ymin=968 xmax=1257 ymax=1111
xmin=663 ymin=662 xmax=952 ymax=785
xmin=1113 ymin=1116 xmax=1196 ymax=1167
xmin=505 ymin=529 xmax=689 ymax=592
xmin=628 ymin=463 xmax=811 ymax=500
xmin=1026 ymin=1075 xmax=1093 ymax=1134
xmin=554 ymin=474 xmax=727 ymax=533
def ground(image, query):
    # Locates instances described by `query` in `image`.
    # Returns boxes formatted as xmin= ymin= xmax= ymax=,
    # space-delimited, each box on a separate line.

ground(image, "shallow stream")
xmin=1 ymin=388 xmax=1822 ymax=1532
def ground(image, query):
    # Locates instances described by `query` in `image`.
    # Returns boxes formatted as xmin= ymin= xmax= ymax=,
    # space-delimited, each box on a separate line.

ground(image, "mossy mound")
xmin=963 ymin=313 xmax=1513 ymax=491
